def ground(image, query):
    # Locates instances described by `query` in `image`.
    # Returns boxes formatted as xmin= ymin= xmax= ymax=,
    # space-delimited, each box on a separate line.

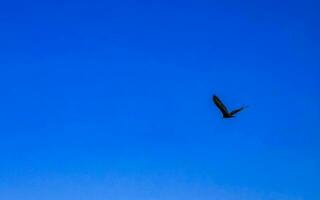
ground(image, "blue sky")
xmin=0 ymin=0 xmax=319 ymax=199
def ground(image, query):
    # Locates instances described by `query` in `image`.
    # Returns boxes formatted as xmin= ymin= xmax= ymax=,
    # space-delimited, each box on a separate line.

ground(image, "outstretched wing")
xmin=213 ymin=95 xmax=229 ymax=115
xmin=230 ymin=106 xmax=246 ymax=115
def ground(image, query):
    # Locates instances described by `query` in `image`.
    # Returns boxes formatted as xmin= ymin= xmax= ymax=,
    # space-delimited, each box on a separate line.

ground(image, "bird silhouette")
xmin=212 ymin=95 xmax=246 ymax=118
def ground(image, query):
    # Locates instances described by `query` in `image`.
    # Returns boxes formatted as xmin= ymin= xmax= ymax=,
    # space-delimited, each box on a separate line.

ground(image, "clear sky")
xmin=0 ymin=0 xmax=319 ymax=199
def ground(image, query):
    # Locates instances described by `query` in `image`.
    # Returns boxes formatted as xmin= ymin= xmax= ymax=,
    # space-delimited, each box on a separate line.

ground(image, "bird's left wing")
xmin=212 ymin=95 xmax=229 ymax=115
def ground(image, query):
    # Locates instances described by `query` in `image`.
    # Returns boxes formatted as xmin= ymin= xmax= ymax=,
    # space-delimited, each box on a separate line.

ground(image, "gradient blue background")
xmin=0 ymin=0 xmax=319 ymax=199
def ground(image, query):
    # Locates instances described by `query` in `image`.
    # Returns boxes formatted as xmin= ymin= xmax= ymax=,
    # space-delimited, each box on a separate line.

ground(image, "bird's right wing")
xmin=213 ymin=95 xmax=229 ymax=115
xmin=230 ymin=106 xmax=247 ymax=115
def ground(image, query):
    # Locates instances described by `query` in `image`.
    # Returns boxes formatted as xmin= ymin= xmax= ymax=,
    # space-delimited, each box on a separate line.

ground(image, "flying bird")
xmin=212 ymin=95 xmax=246 ymax=118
